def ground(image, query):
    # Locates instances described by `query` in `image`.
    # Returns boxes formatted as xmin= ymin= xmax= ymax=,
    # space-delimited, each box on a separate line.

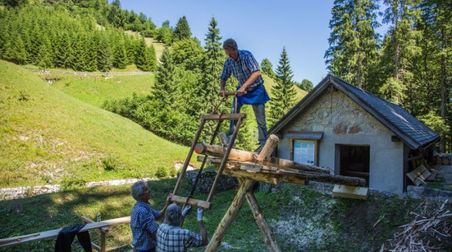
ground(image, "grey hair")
xmin=164 ymin=203 xmax=182 ymax=226
xmin=223 ymin=38 xmax=238 ymax=50
xmin=131 ymin=180 xmax=148 ymax=201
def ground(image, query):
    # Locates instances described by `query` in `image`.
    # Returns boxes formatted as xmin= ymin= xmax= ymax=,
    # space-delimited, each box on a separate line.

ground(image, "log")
xmin=205 ymin=179 xmax=254 ymax=252
xmin=256 ymin=134 xmax=280 ymax=162
xmin=194 ymin=143 xmax=256 ymax=162
xmin=246 ymin=192 xmax=281 ymax=252
xmin=196 ymin=143 xmax=330 ymax=174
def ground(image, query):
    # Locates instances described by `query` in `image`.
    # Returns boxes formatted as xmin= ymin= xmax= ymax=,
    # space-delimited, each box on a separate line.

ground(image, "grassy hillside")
xmin=52 ymin=74 xmax=154 ymax=107
xmin=0 ymin=60 xmax=187 ymax=188
xmin=263 ymin=74 xmax=307 ymax=101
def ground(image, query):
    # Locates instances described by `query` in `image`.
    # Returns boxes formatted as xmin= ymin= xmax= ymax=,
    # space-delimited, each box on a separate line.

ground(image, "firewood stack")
xmin=384 ymin=200 xmax=452 ymax=251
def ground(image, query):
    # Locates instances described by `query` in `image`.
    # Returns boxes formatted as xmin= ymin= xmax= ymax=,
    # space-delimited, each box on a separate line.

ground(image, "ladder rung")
xmin=202 ymin=113 xmax=245 ymax=121
xmin=170 ymin=195 xmax=211 ymax=209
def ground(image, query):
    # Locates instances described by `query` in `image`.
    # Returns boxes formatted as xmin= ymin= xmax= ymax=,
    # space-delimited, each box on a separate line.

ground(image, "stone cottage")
xmin=268 ymin=74 xmax=439 ymax=194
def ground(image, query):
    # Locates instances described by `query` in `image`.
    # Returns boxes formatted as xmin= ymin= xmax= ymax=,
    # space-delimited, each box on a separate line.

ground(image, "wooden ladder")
xmin=170 ymin=112 xmax=246 ymax=209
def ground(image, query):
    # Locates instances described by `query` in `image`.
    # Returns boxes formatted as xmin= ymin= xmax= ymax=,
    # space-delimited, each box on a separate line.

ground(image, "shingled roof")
xmin=269 ymin=74 xmax=440 ymax=150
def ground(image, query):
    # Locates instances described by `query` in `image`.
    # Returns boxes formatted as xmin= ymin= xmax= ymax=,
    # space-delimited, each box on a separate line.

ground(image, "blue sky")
xmin=119 ymin=1 xmax=381 ymax=84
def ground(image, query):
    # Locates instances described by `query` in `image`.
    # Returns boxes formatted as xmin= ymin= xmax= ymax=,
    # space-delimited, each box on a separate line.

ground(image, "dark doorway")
xmin=338 ymin=145 xmax=370 ymax=186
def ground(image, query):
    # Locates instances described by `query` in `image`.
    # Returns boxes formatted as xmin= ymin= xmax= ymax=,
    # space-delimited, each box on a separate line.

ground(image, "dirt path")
xmin=0 ymin=178 xmax=154 ymax=200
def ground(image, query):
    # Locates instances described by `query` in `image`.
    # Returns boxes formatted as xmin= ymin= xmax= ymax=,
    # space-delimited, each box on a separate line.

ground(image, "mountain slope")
xmin=0 ymin=60 xmax=187 ymax=187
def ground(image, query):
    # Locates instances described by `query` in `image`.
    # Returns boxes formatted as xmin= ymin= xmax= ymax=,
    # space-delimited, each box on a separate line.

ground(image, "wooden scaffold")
xmin=171 ymin=113 xmax=367 ymax=252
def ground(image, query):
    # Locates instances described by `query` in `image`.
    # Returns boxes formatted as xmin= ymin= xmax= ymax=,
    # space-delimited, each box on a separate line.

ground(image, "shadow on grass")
xmin=1 ymin=179 xmax=427 ymax=252
xmin=0 ymin=178 xmax=178 ymax=252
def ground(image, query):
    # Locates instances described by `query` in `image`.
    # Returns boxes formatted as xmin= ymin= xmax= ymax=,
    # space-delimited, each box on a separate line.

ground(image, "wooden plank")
xmin=202 ymin=113 xmax=245 ymax=121
xmin=170 ymin=195 xmax=211 ymax=209
xmin=224 ymin=160 xmax=365 ymax=186
xmin=205 ymin=179 xmax=254 ymax=252
xmin=0 ymin=217 xmax=130 ymax=248
xmin=406 ymin=164 xmax=431 ymax=186
xmin=246 ymin=192 xmax=281 ymax=252
xmin=332 ymin=185 xmax=369 ymax=200
xmin=81 ymin=216 xmax=109 ymax=232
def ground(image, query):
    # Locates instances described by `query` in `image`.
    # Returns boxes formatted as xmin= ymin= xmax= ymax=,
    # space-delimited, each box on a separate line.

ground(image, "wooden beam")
xmin=256 ymin=134 xmax=280 ymax=162
xmin=266 ymin=157 xmax=330 ymax=174
xmin=205 ymin=179 xmax=254 ymax=252
xmin=202 ymin=113 xmax=245 ymax=121
xmin=246 ymin=192 xmax=281 ymax=252
xmin=170 ymin=195 xmax=211 ymax=209
xmin=0 ymin=217 xmax=130 ymax=248
xmin=210 ymin=159 xmax=365 ymax=186
xmin=197 ymin=143 xmax=330 ymax=174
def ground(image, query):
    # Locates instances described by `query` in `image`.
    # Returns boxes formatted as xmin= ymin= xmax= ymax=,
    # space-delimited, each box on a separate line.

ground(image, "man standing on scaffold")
xmin=219 ymin=38 xmax=270 ymax=147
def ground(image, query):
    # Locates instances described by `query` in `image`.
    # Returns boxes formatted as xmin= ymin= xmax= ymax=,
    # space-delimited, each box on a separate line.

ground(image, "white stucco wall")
xmin=277 ymin=88 xmax=404 ymax=193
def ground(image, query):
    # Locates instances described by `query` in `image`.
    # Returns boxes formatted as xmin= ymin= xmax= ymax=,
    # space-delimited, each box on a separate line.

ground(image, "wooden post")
xmin=205 ymin=179 xmax=254 ymax=252
xmin=246 ymin=192 xmax=281 ymax=252
xmin=81 ymin=216 xmax=108 ymax=252
xmin=256 ymin=134 xmax=280 ymax=162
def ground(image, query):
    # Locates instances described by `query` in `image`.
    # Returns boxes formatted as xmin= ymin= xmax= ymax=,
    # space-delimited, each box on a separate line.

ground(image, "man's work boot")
xmin=219 ymin=132 xmax=229 ymax=147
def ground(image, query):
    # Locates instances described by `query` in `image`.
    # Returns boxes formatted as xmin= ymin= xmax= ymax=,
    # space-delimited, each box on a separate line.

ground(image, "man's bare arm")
xmin=237 ymin=70 xmax=261 ymax=94
xmin=243 ymin=70 xmax=261 ymax=89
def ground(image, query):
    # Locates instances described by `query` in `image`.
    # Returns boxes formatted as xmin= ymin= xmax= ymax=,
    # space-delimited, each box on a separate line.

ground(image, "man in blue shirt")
xmin=131 ymin=181 xmax=183 ymax=252
xmin=220 ymin=38 xmax=270 ymax=146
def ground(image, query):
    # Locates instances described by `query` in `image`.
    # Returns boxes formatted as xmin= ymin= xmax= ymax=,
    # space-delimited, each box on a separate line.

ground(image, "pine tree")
xmin=173 ymin=16 xmax=192 ymax=41
xmin=135 ymin=38 xmax=156 ymax=71
xmin=97 ymin=34 xmax=112 ymax=71
xmin=325 ymin=0 xmax=379 ymax=90
xmin=53 ymin=32 xmax=71 ymax=68
xmin=260 ymin=58 xmax=275 ymax=78
xmin=199 ymin=17 xmax=224 ymax=114
xmin=113 ymin=40 xmax=128 ymax=69
xmin=2 ymin=34 xmax=27 ymax=64
xmin=268 ymin=48 xmax=297 ymax=127
xmin=124 ymin=36 xmax=137 ymax=64
xmin=84 ymin=34 xmax=98 ymax=71
xmin=151 ymin=48 xmax=176 ymax=106
xmin=156 ymin=20 xmax=173 ymax=45
xmin=36 ymin=35 xmax=53 ymax=69
xmin=378 ymin=0 xmax=422 ymax=109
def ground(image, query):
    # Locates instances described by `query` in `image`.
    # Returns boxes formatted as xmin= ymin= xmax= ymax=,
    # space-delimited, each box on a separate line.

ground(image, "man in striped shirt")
xmin=220 ymin=38 xmax=270 ymax=146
